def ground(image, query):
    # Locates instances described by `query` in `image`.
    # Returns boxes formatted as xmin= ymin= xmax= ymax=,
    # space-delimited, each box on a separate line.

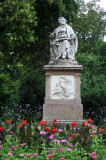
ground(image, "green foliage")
xmin=19 ymin=67 xmax=45 ymax=107
xmin=0 ymin=73 xmax=20 ymax=106
xmin=19 ymin=125 xmax=25 ymax=142
xmin=76 ymin=125 xmax=92 ymax=150
xmin=76 ymin=53 xmax=106 ymax=124
xmin=99 ymin=42 xmax=106 ymax=71
xmin=0 ymin=0 xmax=79 ymax=109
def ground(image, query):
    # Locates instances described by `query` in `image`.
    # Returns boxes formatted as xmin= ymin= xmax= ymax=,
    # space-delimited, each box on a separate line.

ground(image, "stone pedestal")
xmin=43 ymin=62 xmax=83 ymax=123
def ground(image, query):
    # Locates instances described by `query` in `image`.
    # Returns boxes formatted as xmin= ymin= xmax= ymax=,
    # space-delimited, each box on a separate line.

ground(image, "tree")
xmin=0 ymin=0 xmax=37 ymax=76
xmin=0 ymin=0 xmax=79 ymax=108
xmin=72 ymin=0 xmax=106 ymax=54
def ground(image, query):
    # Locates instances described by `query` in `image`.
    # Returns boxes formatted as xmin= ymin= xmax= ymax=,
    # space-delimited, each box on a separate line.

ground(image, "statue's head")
xmin=58 ymin=17 xmax=67 ymax=25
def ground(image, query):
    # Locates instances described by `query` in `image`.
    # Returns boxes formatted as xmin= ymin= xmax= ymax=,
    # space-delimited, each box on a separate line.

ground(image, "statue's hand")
xmin=70 ymin=34 xmax=76 ymax=39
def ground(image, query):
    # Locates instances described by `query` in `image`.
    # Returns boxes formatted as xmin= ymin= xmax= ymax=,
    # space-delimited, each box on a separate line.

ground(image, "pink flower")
xmin=54 ymin=139 xmax=60 ymax=143
xmin=60 ymin=157 xmax=65 ymax=160
xmin=33 ymin=153 xmax=38 ymax=157
xmin=40 ymin=131 xmax=46 ymax=135
xmin=49 ymin=134 xmax=54 ymax=139
xmin=74 ymin=142 xmax=79 ymax=146
xmin=92 ymin=125 xmax=97 ymax=128
xmin=8 ymin=152 xmax=13 ymax=156
xmin=57 ymin=147 xmax=62 ymax=151
xmin=20 ymin=144 xmax=25 ymax=146
xmin=10 ymin=131 xmax=14 ymax=134
xmin=93 ymin=155 xmax=97 ymax=159
xmin=0 ymin=141 xmax=2 ymax=143
xmin=92 ymin=131 xmax=97 ymax=134
xmin=15 ymin=146 xmax=18 ymax=149
xmin=69 ymin=144 xmax=73 ymax=147
xmin=47 ymin=154 xmax=53 ymax=159
xmin=5 ymin=159 xmax=9 ymax=160
xmin=61 ymin=140 xmax=67 ymax=143
xmin=91 ymin=152 xmax=96 ymax=156
xmin=90 ymin=152 xmax=97 ymax=159
xmin=19 ymin=154 xmax=24 ymax=156
xmin=67 ymin=148 xmax=72 ymax=151
xmin=0 ymin=146 xmax=2 ymax=150
xmin=25 ymin=154 xmax=30 ymax=158
xmin=58 ymin=129 xmax=63 ymax=132
xmin=11 ymin=146 xmax=15 ymax=149
xmin=49 ymin=150 xmax=55 ymax=154
xmin=60 ymin=150 xmax=64 ymax=153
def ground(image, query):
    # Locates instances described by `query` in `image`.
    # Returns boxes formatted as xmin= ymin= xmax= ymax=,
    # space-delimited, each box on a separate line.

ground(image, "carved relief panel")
xmin=51 ymin=75 xmax=75 ymax=99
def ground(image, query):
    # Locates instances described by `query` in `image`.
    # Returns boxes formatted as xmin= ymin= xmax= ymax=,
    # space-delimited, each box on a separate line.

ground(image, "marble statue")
xmin=50 ymin=17 xmax=78 ymax=62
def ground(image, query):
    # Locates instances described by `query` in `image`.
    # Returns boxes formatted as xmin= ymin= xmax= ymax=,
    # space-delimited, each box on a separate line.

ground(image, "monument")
xmin=43 ymin=17 xmax=83 ymax=123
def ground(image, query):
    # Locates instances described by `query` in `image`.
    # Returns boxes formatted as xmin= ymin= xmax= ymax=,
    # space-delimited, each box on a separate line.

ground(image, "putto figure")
xmin=50 ymin=17 xmax=78 ymax=62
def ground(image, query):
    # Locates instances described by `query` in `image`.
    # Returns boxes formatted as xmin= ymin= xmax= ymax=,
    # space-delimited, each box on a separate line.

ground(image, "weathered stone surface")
xmin=50 ymin=17 xmax=78 ymax=62
xmin=43 ymin=64 xmax=83 ymax=122
xmin=42 ymin=17 xmax=83 ymax=123
xmin=43 ymin=98 xmax=83 ymax=121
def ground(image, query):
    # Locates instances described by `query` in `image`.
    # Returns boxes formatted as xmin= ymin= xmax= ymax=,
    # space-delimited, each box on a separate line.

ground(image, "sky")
xmin=84 ymin=0 xmax=106 ymax=41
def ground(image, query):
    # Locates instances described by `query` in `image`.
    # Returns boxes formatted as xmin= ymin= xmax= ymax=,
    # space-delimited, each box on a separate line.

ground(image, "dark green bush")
xmin=19 ymin=67 xmax=45 ymax=109
xmin=76 ymin=53 xmax=106 ymax=124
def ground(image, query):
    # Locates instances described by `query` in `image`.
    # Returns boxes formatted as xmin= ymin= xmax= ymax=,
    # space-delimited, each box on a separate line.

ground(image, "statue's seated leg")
xmin=62 ymin=52 xmax=67 ymax=59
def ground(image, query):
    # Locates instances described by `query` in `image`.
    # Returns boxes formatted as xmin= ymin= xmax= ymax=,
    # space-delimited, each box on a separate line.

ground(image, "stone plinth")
xmin=43 ymin=63 xmax=83 ymax=123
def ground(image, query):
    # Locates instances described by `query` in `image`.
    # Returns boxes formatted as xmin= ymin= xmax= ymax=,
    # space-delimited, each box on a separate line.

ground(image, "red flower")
xmin=70 ymin=133 xmax=78 ymax=140
xmin=53 ymin=119 xmax=57 ymax=122
xmin=87 ymin=118 xmax=93 ymax=124
xmin=6 ymin=119 xmax=11 ymax=124
xmin=71 ymin=121 xmax=77 ymax=127
xmin=89 ymin=125 xmax=93 ymax=129
xmin=72 ymin=134 xmax=76 ymax=138
xmin=52 ymin=119 xmax=57 ymax=127
xmin=99 ymin=128 xmax=104 ymax=133
xmin=52 ymin=122 xmax=56 ymax=126
xmin=22 ymin=120 xmax=28 ymax=124
xmin=81 ymin=122 xmax=86 ymax=127
xmin=39 ymin=120 xmax=45 ymax=125
xmin=90 ymin=133 xmax=94 ymax=138
xmin=39 ymin=121 xmax=48 ymax=127
xmin=45 ymin=127 xmax=50 ymax=132
xmin=70 ymin=133 xmax=76 ymax=140
xmin=17 ymin=123 xmax=23 ymax=128
xmin=0 ymin=127 xmax=5 ymax=132
xmin=51 ymin=128 xmax=57 ymax=134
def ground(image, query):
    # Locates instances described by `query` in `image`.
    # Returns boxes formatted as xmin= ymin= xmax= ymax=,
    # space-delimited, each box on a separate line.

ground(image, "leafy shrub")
xmin=76 ymin=53 xmax=106 ymax=125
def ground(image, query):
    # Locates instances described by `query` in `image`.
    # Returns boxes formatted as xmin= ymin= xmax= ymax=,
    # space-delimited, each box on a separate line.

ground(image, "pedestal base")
xmin=43 ymin=63 xmax=83 ymax=123
xmin=43 ymin=98 xmax=83 ymax=121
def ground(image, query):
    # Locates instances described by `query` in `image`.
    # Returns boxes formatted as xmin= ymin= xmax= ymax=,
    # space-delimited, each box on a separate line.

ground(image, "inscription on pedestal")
xmin=51 ymin=75 xmax=75 ymax=99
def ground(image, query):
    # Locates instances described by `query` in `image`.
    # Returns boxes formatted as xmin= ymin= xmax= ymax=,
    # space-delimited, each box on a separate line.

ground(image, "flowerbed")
xmin=0 ymin=118 xmax=106 ymax=160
